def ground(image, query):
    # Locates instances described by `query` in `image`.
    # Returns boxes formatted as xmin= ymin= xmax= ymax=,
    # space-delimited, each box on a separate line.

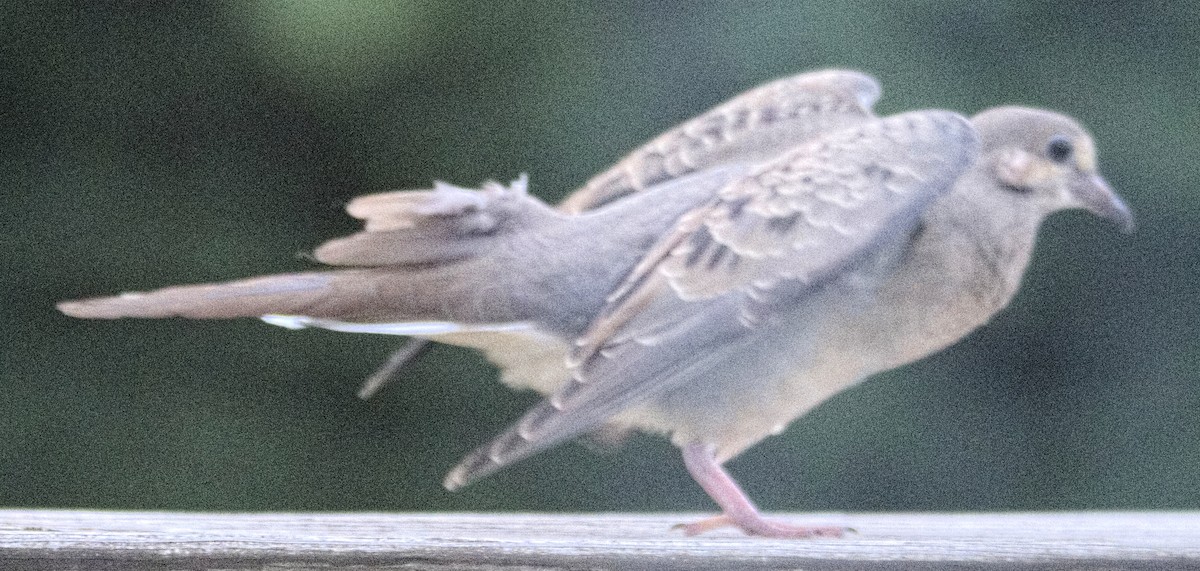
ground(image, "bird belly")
xmin=604 ymin=259 xmax=1010 ymax=462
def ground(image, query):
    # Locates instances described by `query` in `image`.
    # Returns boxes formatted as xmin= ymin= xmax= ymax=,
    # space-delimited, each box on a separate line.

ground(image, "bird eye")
xmin=1046 ymin=136 xmax=1074 ymax=163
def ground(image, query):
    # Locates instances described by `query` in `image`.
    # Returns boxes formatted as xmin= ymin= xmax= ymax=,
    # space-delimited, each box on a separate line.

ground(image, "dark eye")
xmin=1046 ymin=136 xmax=1073 ymax=163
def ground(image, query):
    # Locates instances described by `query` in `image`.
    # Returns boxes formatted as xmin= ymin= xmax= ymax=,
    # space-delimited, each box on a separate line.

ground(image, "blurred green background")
xmin=2 ymin=2 xmax=1197 ymax=514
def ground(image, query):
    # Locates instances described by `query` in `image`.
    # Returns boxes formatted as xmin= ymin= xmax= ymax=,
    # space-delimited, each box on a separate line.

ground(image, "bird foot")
xmin=674 ymin=513 xmax=850 ymax=538
xmin=677 ymin=443 xmax=851 ymax=539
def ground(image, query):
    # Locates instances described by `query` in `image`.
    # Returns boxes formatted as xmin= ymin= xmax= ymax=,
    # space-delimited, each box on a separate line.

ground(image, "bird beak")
xmin=1073 ymin=174 xmax=1135 ymax=233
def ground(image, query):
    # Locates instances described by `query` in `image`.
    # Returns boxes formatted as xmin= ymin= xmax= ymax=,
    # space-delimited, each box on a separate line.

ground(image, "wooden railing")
xmin=2 ymin=510 xmax=1198 ymax=569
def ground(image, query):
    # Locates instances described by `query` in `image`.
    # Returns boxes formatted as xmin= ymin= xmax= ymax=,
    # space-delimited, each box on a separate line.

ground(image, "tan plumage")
xmin=58 ymin=70 xmax=1133 ymax=538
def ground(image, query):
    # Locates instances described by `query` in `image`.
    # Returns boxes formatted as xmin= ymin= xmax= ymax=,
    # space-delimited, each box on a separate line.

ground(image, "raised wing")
xmin=445 ymin=110 xmax=980 ymax=489
xmin=558 ymin=70 xmax=881 ymax=213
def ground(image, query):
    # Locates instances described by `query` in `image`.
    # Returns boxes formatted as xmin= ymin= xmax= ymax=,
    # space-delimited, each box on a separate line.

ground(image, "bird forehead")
xmin=974 ymin=106 xmax=1092 ymax=154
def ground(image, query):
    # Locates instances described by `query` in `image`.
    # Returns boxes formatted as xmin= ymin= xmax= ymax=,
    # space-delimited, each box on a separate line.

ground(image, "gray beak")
xmin=1074 ymin=174 xmax=1135 ymax=234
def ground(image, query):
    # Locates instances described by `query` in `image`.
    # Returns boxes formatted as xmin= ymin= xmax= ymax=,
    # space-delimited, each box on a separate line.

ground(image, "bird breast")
xmin=612 ymin=211 xmax=1029 ymax=462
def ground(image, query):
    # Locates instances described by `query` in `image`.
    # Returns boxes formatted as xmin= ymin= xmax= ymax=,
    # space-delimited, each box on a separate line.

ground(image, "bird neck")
xmin=923 ymin=178 xmax=1047 ymax=312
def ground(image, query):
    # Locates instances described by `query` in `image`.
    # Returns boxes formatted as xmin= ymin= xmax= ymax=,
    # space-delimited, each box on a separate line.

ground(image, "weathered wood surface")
xmin=1 ymin=510 xmax=1198 ymax=570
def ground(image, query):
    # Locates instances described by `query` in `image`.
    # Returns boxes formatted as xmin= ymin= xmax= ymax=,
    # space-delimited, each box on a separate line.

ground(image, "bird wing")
xmin=445 ymin=109 xmax=981 ymax=489
xmin=329 ymin=70 xmax=879 ymax=396
xmin=318 ymin=71 xmax=879 ymax=268
xmin=558 ymin=70 xmax=882 ymax=213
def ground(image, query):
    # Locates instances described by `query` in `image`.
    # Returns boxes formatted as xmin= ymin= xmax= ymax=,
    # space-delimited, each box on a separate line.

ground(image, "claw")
xmin=674 ymin=513 xmax=848 ymax=538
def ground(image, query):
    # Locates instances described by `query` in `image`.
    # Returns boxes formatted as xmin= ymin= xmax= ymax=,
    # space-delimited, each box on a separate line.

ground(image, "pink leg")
xmin=677 ymin=442 xmax=847 ymax=538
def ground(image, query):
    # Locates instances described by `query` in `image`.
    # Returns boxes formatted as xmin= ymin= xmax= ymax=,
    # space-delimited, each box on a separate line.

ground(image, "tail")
xmin=56 ymin=269 xmax=412 ymax=321
xmin=58 ymin=175 xmax=563 ymax=325
xmin=60 ymin=271 xmax=345 ymax=319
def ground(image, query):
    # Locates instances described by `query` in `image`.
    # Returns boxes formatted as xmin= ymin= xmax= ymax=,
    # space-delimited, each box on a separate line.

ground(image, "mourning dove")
xmin=58 ymin=70 xmax=1133 ymax=538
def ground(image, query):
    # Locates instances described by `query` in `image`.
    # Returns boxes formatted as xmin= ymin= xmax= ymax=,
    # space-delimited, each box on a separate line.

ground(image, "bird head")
xmin=971 ymin=106 xmax=1134 ymax=233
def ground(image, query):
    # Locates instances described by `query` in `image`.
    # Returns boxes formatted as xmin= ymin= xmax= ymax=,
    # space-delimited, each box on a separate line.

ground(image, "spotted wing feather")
xmin=559 ymin=70 xmax=881 ymax=213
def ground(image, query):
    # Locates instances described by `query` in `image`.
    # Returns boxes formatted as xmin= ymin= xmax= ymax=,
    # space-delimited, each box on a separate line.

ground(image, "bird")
xmin=57 ymin=70 xmax=1133 ymax=538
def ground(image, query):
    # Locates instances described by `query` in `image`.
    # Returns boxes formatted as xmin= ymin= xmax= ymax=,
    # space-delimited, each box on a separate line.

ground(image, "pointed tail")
xmin=58 ymin=269 xmax=397 ymax=321
xmin=58 ymin=175 xmax=564 ymax=325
